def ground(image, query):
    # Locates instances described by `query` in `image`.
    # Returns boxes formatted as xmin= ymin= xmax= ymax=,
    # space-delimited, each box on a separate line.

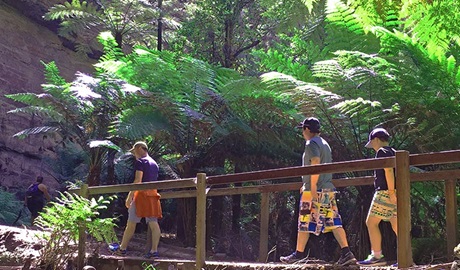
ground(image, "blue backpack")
xmin=26 ymin=183 xmax=40 ymax=198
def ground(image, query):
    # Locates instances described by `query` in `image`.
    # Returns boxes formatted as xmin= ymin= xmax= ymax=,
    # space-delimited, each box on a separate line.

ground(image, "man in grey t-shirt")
xmin=280 ymin=117 xmax=357 ymax=266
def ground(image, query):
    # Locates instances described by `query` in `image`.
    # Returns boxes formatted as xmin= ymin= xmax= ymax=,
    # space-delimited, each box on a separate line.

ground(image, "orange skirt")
xmin=133 ymin=189 xmax=162 ymax=219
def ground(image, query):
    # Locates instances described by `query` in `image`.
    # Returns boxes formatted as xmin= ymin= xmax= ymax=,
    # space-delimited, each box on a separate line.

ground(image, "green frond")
xmin=325 ymin=0 xmax=379 ymax=53
xmin=97 ymin=32 xmax=125 ymax=62
xmin=58 ymin=19 xmax=100 ymax=39
xmin=112 ymin=106 xmax=171 ymax=140
xmin=254 ymin=49 xmax=314 ymax=82
xmin=260 ymin=71 xmax=343 ymax=114
xmin=400 ymin=0 xmax=460 ymax=55
xmin=88 ymin=140 xmax=122 ymax=152
xmin=331 ymin=97 xmax=382 ymax=118
xmin=7 ymin=106 xmax=65 ymax=122
xmin=13 ymin=126 xmax=60 ymax=139
xmin=44 ymin=0 xmax=100 ymax=21
xmin=42 ymin=61 xmax=67 ymax=86
xmin=5 ymin=93 xmax=41 ymax=106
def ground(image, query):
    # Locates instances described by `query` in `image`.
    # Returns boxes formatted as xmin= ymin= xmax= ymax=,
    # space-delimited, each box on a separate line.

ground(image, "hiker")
xmin=280 ymin=117 xmax=357 ymax=266
xmin=358 ymin=128 xmax=397 ymax=267
xmin=109 ymin=141 xmax=162 ymax=258
xmin=24 ymin=176 xmax=51 ymax=224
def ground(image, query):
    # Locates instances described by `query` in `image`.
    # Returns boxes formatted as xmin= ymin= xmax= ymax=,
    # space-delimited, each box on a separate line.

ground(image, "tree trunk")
xmin=87 ymin=148 xmax=103 ymax=186
xmin=157 ymin=0 xmax=163 ymax=51
xmin=223 ymin=18 xmax=234 ymax=68
xmin=106 ymin=148 xmax=116 ymax=185
xmin=176 ymin=197 xmax=197 ymax=247
xmin=231 ymin=183 xmax=242 ymax=232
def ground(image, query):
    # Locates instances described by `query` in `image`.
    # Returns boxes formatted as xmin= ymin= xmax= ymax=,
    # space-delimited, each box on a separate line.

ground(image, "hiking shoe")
xmin=144 ymin=251 xmax=160 ymax=259
xmin=391 ymin=262 xmax=398 ymax=268
xmin=280 ymin=251 xmax=301 ymax=263
xmin=109 ymin=243 xmax=127 ymax=256
xmin=358 ymin=254 xmax=387 ymax=266
xmin=337 ymin=251 xmax=357 ymax=266
xmin=108 ymin=243 xmax=120 ymax=252
xmin=115 ymin=249 xmax=127 ymax=256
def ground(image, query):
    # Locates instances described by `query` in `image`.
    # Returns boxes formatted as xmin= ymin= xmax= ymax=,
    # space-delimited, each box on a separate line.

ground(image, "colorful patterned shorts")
xmin=368 ymin=190 xmax=397 ymax=221
xmin=298 ymin=189 xmax=343 ymax=235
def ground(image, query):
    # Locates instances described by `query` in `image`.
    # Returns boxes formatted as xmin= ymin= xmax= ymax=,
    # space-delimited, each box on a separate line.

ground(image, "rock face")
xmin=0 ymin=0 xmax=94 ymax=194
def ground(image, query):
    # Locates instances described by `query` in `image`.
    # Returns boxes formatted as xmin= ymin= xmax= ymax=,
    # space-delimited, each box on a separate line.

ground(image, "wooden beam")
xmin=258 ymin=193 xmax=269 ymax=263
xmin=411 ymin=170 xmax=460 ymax=181
xmin=410 ymin=150 xmax=460 ymax=166
xmin=395 ymin=151 xmax=413 ymax=268
xmin=207 ymin=157 xmax=394 ymax=185
xmin=195 ymin=173 xmax=207 ymax=270
xmin=444 ymin=179 xmax=458 ymax=261
xmin=71 ymin=178 xmax=197 ymax=195
xmin=159 ymin=170 xmax=460 ymax=200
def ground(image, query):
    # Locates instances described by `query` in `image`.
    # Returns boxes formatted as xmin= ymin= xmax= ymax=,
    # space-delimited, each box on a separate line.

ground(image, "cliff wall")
xmin=0 ymin=0 xmax=94 ymax=193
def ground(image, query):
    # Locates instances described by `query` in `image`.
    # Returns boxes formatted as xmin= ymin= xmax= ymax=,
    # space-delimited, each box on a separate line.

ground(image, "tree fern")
xmin=44 ymin=0 xmax=160 ymax=52
xmin=325 ymin=0 xmax=380 ymax=54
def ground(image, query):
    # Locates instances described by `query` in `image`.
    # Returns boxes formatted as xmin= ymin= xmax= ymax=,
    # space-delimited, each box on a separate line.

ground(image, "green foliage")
xmin=34 ymin=192 xmax=117 ymax=269
xmin=412 ymin=238 xmax=447 ymax=264
xmin=5 ymin=61 xmax=142 ymax=185
xmin=0 ymin=189 xmax=28 ymax=226
xmin=44 ymin=0 xmax=160 ymax=52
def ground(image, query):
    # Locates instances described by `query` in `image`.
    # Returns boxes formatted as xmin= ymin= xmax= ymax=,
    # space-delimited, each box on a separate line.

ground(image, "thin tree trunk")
xmin=231 ymin=183 xmax=242 ymax=232
xmin=157 ymin=0 xmax=163 ymax=51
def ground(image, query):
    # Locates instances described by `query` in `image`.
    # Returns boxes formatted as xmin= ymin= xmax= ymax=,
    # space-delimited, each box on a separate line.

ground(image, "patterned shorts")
xmin=368 ymin=190 xmax=397 ymax=221
xmin=298 ymin=189 xmax=343 ymax=235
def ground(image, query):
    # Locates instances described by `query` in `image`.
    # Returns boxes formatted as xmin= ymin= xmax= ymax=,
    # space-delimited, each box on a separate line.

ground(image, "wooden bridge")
xmin=72 ymin=149 xmax=460 ymax=270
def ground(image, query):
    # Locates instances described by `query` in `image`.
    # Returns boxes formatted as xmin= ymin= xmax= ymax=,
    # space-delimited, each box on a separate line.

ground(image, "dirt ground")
xmin=0 ymin=224 xmax=197 ymax=269
xmin=0 ymin=225 xmax=458 ymax=270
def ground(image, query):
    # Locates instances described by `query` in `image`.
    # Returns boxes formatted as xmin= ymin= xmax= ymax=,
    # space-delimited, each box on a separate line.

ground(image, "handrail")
xmin=72 ymin=149 xmax=460 ymax=270
xmin=207 ymin=157 xmax=395 ymax=185
xmin=158 ymin=169 xmax=460 ymax=199
xmin=70 ymin=178 xmax=197 ymax=195
xmin=410 ymin=150 xmax=460 ymax=166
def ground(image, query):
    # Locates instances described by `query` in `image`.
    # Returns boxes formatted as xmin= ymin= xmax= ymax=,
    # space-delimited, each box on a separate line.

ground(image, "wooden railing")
xmin=72 ymin=150 xmax=460 ymax=270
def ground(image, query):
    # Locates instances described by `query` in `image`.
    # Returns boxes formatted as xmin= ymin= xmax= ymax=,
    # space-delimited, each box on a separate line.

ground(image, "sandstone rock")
xmin=0 ymin=1 xmax=94 ymax=194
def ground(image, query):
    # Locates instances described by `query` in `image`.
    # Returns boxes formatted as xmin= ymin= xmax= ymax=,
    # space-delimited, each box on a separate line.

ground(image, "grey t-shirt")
xmin=302 ymin=136 xmax=334 ymax=190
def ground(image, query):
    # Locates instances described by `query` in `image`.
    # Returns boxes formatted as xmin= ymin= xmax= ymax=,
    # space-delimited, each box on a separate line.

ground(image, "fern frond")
xmin=88 ymin=140 xmax=122 ymax=152
xmin=97 ymin=32 xmax=125 ymax=62
xmin=5 ymin=93 xmax=42 ymax=106
xmin=7 ymin=106 xmax=65 ymax=122
xmin=13 ymin=126 xmax=60 ymax=139
xmin=112 ymin=107 xmax=171 ymax=140
xmin=44 ymin=0 xmax=100 ymax=21
xmin=325 ymin=0 xmax=379 ymax=53
xmin=42 ymin=61 xmax=67 ymax=86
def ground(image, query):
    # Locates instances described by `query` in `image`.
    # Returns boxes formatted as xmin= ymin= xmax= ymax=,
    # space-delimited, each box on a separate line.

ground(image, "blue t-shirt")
xmin=134 ymin=155 xmax=159 ymax=182
xmin=302 ymin=136 xmax=334 ymax=190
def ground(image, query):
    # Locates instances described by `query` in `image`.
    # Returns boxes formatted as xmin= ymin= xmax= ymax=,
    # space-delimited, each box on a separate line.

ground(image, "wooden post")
xmin=258 ymin=192 xmax=270 ymax=262
xmin=445 ymin=179 xmax=458 ymax=261
xmin=395 ymin=151 xmax=413 ymax=268
xmin=117 ymin=259 xmax=125 ymax=270
xmin=78 ymin=184 xmax=89 ymax=270
xmin=196 ymin=173 xmax=207 ymax=270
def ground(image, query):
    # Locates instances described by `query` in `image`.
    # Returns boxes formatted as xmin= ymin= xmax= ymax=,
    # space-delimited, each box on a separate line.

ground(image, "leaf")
xmin=88 ymin=140 xmax=122 ymax=152
xmin=13 ymin=126 xmax=60 ymax=139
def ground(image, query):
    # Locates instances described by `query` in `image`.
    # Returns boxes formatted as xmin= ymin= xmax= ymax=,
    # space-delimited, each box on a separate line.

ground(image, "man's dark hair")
xmin=37 ymin=176 xmax=44 ymax=183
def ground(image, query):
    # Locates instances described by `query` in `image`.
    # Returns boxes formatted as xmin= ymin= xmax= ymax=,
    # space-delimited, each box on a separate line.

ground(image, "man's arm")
xmin=310 ymin=156 xmax=321 ymax=200
xmin=126 ymin=170 xmax=143 ymax=208
xmin=384 ymin=167 xmax=396 ymax=203
xmin=38 ymin=184 xmax=51 ymax=202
